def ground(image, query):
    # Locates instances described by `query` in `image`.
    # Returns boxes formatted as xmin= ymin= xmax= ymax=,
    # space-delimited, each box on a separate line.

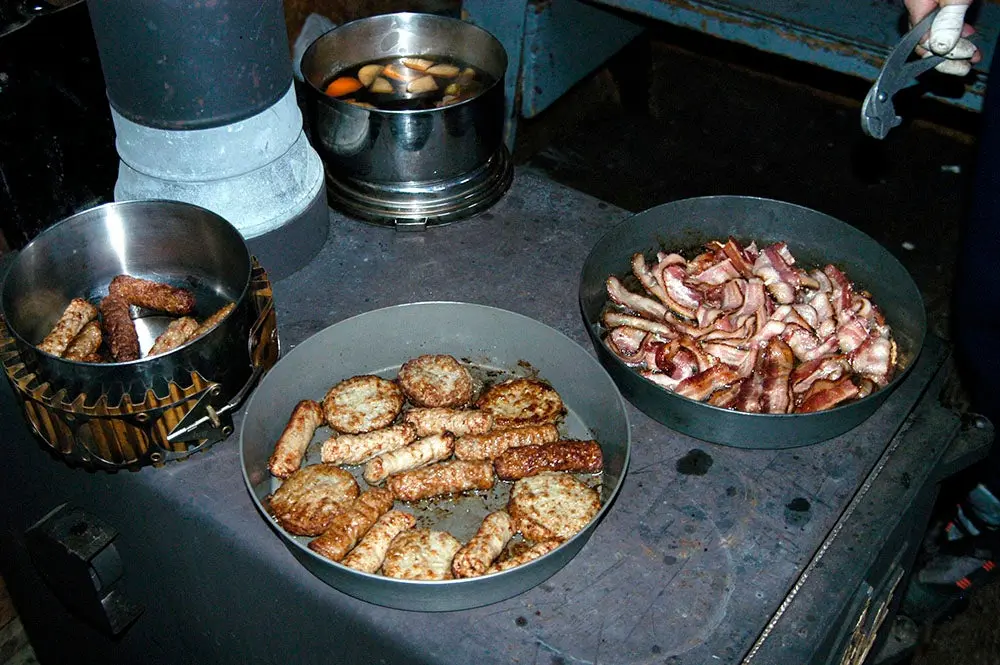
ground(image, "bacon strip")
xmin=603 ymin=311 xmax=677 ymax=337
xmin=674 ymin=364 xmax=740 ymax=401
xmin=721 ymin=237 xmax=755 ymax=277
xmin=796 ymin=376 xmax=860 ymax=413
xmin=606 ymin=276 xmax=668 ymax=320
xmin=760 ymin=338 xmax=794 ymax=414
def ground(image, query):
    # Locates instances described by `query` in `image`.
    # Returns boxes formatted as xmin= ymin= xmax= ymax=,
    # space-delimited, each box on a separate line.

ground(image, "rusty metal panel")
xmin=464 ymin=0 xmax=644 ymax=148
xmin=520 ymin=0 xmax=645 ymax=118
xmin=463 ymin=0 xmax=529 ymax=148
xmin=464 ymin=0 xmax=995 ymax=147
xmin=592 ymin=0 xmax=995 ymax=112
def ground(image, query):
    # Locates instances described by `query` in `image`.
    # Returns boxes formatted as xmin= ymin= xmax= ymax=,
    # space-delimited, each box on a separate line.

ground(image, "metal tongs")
xmin=862 ymin=9 xmax=946 ymax=139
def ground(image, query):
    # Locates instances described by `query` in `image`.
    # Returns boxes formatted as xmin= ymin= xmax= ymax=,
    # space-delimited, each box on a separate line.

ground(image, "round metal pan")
xmin=579 ymin=196 xmax=927 ymax=448
xmin=240 ymin=302 xmax=630 ymax=611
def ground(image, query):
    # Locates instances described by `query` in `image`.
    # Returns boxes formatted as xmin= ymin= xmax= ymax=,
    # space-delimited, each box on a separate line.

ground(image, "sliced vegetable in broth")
xmin=324 ymin=55 xmax=493 ymax=111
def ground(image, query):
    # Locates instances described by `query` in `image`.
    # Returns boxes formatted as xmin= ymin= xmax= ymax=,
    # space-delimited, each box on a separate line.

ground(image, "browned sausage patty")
xmin=323 ymin=375 xmax=405 ymax=434
xmin=507 ymin=472 xmax=600 ymax=542
xmin=99 ymin=295 xmax=140 ymax=362
xmin=381 ymin=529 xmax=462 ymax=581
xmin=37 ymin=298 xmax=98 ymax=357
xmin=109 ymin=274 xmax=195 ymax=315
xmin=269 ymin=464 xmax=360 ymax=536
xmin=493 ymin=440 xmax=604 ymax=481
xmin=397 ymin=354 xmax=474 ymax=407
xmin=476 ymin=378 xmax=566 ymax=428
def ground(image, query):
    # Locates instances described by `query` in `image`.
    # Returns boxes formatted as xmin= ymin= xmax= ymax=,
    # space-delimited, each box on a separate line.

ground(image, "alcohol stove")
xmin=0 ymin=201 xmax=279 ymax=470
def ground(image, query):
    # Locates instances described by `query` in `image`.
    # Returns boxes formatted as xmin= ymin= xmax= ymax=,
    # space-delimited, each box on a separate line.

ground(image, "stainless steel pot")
xmin=300 ymin=12 xmax=512 ymax=227
xmin=0 ymin=200 xmax=279 ymax=468
xmin=579 ymin=196 xmax=927 ymax=448
xmin=240 ymin=302 xmax=630 ymax=611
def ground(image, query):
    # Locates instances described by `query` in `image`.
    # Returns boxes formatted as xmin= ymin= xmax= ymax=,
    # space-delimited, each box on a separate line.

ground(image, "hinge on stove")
xmin=165 ymin=384 xmax=233 ymax=449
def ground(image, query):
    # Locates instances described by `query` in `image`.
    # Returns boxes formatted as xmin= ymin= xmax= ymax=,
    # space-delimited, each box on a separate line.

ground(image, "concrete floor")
xmin=509 ymin=21 xmax=993 ymax=665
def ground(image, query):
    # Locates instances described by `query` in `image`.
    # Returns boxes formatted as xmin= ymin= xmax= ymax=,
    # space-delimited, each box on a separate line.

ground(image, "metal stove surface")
xmin=0 ymin=171 xmax=977 ymax=665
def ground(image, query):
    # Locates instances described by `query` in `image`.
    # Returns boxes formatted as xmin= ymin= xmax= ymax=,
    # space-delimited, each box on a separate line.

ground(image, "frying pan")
xmin=239 ymin=302 xmax=630 ymax=611
xmin=579 ymin=196 xmax=927 ymax=448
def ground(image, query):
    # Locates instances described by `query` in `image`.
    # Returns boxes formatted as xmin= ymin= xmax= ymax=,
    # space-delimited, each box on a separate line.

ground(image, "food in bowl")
xmin=264 ymin=353 xmax=605 ymax=580
xmin=323 ymin=55 xmax=491 ymax=110
xmin=36 ymin=274 xmax=235 ymax=363
xmin=601 ymin=237 xmax=898 ymax=414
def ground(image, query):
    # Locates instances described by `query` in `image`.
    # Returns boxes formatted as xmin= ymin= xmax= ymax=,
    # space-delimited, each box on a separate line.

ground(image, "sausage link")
xmin=109 ymin=274 xmax=195 ymax=315
xmin=341 ymin=510 xmax=416 ymax=573
xmin=62 ymin=320 xmax=103 ymax=361
xmin=386 ymin=460 xmax=495 ymax=502
xmin=484 ymin=540 xmax=561 ymax=574
xmin=452 ymin=511 xmax=515 ymax=578
xmin=37 ymin=298 xmax=98 ymax=357
xmin=493 ymin=440 xmax=603 ymax=481
xmin=192 ymin=302 xmax=236 ymax=339
xmin=321 ymin=423 xmax=418 ymax=466
xmin=363 ymin=433 xmax=454 ymax=485
xmin=268 ymin=400 xmax=325 ymax=478
xmin=402 ymin=407 xmax=493 ymax=437
xmin=307 ymin=488 xmax=395 ymax=562
xmin=454 ymin=424 xmax=559 ymax=461
xmin=147 ymin=316 xmax=199 ymax=357
xmin=99 ymin=295 xmax=140 ymax=362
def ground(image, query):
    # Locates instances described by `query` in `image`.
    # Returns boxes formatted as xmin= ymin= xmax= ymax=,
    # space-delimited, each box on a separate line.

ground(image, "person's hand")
xmin=904 ymin=0 xmax=980 ymax=75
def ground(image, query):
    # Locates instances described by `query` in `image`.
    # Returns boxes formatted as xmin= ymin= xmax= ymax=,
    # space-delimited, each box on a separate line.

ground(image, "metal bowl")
xmin=579 ymin=196 xmax=927 ymax=449
xmin=300 ymin=12 xmax=512 ymax=226
xmin=240 ymin=302 xmax=631 ymax=611
xmin=0 ymin=199 xmax=278 ymax=468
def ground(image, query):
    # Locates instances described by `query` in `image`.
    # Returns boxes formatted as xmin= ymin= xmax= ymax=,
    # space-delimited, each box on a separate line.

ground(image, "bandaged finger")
xmin=928 ymin=4 xmax=969 ymax=55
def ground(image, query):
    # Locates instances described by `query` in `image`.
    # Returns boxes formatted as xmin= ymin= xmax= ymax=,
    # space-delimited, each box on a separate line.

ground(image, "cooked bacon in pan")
xmin=602 ymin=239 xmax=898 ymax=413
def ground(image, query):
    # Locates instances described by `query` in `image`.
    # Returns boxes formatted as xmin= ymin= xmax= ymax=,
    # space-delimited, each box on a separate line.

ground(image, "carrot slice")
xmin=325 ymin=77 xmax=363 ymax=97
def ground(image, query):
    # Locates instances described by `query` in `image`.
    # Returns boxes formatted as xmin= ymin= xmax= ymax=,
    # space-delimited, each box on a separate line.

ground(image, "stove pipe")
xmin=85 ymin=0 xmax=328 ymax=279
